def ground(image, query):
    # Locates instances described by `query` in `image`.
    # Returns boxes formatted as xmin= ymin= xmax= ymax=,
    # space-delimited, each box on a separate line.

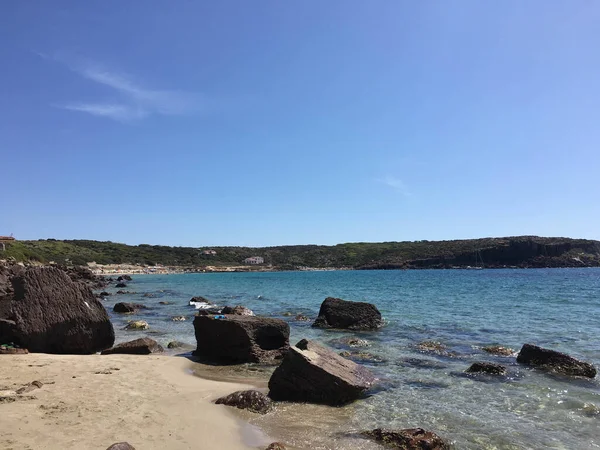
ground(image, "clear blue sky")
xmin=1 ymin=2 xmax=599 ymax=246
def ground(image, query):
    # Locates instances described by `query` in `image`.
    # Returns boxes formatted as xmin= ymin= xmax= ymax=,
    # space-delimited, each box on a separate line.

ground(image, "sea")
xmin=103 ymin=269 xmax=600 ymax=449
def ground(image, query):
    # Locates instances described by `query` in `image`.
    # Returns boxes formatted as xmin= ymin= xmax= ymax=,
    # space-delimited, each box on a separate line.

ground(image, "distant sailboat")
xmin=466 ymin=250 xmax=484 ymax=270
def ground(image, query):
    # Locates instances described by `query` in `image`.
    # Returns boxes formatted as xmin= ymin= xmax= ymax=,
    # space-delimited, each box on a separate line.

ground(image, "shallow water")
xmin=103 ymin=269 xmax=600 ymax=449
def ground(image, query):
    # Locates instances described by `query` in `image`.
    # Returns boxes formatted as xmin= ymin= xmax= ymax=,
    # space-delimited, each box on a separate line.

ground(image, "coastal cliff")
xmin=3 ymin=236 xmax=600 ymax=270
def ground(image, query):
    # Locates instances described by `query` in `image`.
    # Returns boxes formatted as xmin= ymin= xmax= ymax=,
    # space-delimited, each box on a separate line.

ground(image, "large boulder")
xmin=101 ymin=337 xmax=163 ymax=355
xmin=106 ymin=444 xmax=136 ymax=450
xmin=215 ymin=390 xmax=272 ymax=414
xmin=193 ymin=315 xmax=289 ymax=364
xmin=361 ymin=428 xmax=450 ymax=449
xmin=312 ymin=297 xmax=382 ymax=330
xmin=516 ymin=343 xmax=596 ymax=378
xmin=268 ymin=339 xmax=375 ymax=405
xmin=0 ymin=265 xmax=115 ymax=354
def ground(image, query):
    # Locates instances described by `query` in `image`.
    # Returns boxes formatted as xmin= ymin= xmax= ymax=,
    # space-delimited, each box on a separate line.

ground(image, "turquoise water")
xmin=103 ymin=269 xmax=600 ymax=449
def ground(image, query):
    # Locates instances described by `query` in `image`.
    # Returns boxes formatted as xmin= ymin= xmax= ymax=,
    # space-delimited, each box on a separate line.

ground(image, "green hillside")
xmin=3 ymin=236 xmax=600 ymax=269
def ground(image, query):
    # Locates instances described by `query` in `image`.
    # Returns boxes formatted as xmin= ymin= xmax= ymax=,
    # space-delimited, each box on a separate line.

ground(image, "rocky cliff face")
xmin=359 ymin=237 xmax=600 ymax=269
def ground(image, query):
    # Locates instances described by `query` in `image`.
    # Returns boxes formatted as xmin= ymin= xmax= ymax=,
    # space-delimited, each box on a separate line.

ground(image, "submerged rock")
xmin=294 ymin=314 xmax=310 ymax=322
xmin=361 ymin=428 xmax=450 ymax=450
xmin=189 ymin=296 xmax=213 ymax=305
xmin=0 ymin=265 xmax=114 ymax=354
xmin=215 ymin=390 xmax=272 ymax=414
xmin=117 ymin=275 xmax=133 ymax=282
xmin=415 ymin=341 xmax=457 ymax=357
xmin=482 ymin=345 xmax=515 ymax=356
xmin=115 ymin=283 xmax=128 ymax=288
xmin=466 ymin=362 xmax=507 ymax=375
xmin=312 ymin=297 xmax=382 ymax=330
xmin=193 ymin=315 xmax=289 ymax=364
xmin=124 ymin=320 xmax=149 ymax=330
xmin=102 ymin=337 xmax=164 ymax=355
xmin=516 ymin=343 xmax=596 ymax=378
xmin=268 ymin=339 xmax=375 ymax=405
xmin=171 ymin=316 xmax=186 ymax=321
xmin=167 ymin=340 xmax=193 ymax=349
xmin=113 ymin=302 xmax=147 ymax=313
xmin=221 ymin=305 xmax=254 ymax=316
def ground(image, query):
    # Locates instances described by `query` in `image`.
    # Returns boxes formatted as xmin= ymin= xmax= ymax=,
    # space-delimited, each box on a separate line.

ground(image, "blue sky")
xmin=1 ymin=2 xmax=599 ymax=246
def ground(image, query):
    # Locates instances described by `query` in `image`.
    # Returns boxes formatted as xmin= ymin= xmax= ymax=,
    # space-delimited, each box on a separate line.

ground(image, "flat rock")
xmin=0 ymin=265 xmax=114 ymax=354
xmin=517 ymin=343 xmax=596 ymax=378
xmin=466 ymin=362 xmax=507 ymax=375
xmin=215 ymin=390 xmax=272 ymax=414
xmin=268 ymin=339 xmax=375 ymax=405
xmin=361 ymin=428 xmax=450 ymax=449
xmin=482 ymin=345 xmax=515 ymax=356
xmin=193 ymin=315 xmax=289 ymax=364
xmin=102 ymin=337 xmax=164 ymax=355
xmin=312 ymin=297 xmax=382 ymax=330
xmin=221 ymin=305 xmax=254 ymax=316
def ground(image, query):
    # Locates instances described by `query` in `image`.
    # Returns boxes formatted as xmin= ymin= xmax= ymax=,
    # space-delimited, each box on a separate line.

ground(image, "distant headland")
xmin=2 ymin=236 xmax=599 ymax=272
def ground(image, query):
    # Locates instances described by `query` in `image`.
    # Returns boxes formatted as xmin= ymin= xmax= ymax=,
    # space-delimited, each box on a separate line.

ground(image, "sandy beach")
xmin=0 ymin=354 xmax=269 ymax=450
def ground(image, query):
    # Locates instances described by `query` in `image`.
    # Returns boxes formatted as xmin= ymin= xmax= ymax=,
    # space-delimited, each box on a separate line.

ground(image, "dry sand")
xmin=0 ymin=354 xmax=271 ymax=450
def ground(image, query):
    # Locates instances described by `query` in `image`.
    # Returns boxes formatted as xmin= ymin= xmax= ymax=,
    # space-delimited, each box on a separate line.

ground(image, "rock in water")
xmin=312 ymin=297 xmax=382 ymax=330
xmin=215 ymin=390 xmax=272 ymax=414
xmin=268 ymin=339 xmax=375 ymax=405
xmin=106 ymin=443 xmax=136 ymax=450
xmin=221 ymin=305 xmax=254 ymax=315
xmin=0 ymin=265 xmax=114 ymax=354
xmin=193 ymin=315 xmax=289 ymax=364
xmin=113 ymin=302 xmax=147 ymax=313
xmin=124 ymin=320 xmax=148 ymax=330
xmin=361 ymin=428 xmax=450 ymax=450
xmin=102 ymin=337 xmax=164 ymax=355
xmin=516 ymin=343 xmax=596 ymax=378
xmin=466 ymin=362 xmax=507 ymax=375
xmin=482 ymin=345 xmax=515 ymax=356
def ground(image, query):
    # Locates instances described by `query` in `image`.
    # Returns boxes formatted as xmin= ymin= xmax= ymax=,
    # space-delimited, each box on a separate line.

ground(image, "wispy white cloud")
xmin=377 ymin=175 xmax=412 ymax=197
xmin=60 ymin=103 xmax=149 ymax=122
xmin=45 ymin=54 xmax=200 ymax=122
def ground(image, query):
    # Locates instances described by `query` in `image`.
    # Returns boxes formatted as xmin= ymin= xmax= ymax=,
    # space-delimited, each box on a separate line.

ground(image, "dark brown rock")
xmin=115 ymin=283 xmax=128 ymax=288
xmin=312 ymin=297 xmax=382 ymax=330
xmin=189 ymin=296 xmax=213 ymax=305
xmin=268 ymin=339 xmax=375 ymax=405
xmin=0 ymin=265 xmax=115 ymax=354
xmin=117 ymin=275 xmax=133 ymax=282
xmin=99 ymin=292 xmax=111 ymax=297
xmin=193 ymin=315 xmax=289 ymax=364
xmin=167 ymin=341 xmax=193 ymax=349
xmin=101 ymin=337 xmax=164 ymax=355
xmin=361 ymin=428 xmax=450 ymax=449
xmin=215 ymin=390 xmax=272 ymax=414
xmin=106 ymin=443 xmax=136 ymax=450
xmin=221 ymin=305 xmax=254 ymax=315
xmin=466 ymin=362 xmax=507 ymax=375
xmin=113 ymin=302 xmax=147 ymax=313
xmin=517 ymin=343 xmax=596 ymax=378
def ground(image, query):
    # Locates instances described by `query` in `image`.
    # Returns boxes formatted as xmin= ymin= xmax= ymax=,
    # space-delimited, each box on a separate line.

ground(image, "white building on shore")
xmin=243 ymin=256 xmax=264 ymax=265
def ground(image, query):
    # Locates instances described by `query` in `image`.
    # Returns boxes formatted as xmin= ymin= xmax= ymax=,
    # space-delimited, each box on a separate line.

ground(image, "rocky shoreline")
xmin=1 ymin=262 xmax=598 ymax=449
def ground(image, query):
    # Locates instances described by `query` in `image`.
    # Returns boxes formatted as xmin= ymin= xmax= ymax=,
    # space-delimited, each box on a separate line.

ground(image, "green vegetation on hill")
xmin=3 ymin=236 xmax=600 ymax=269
